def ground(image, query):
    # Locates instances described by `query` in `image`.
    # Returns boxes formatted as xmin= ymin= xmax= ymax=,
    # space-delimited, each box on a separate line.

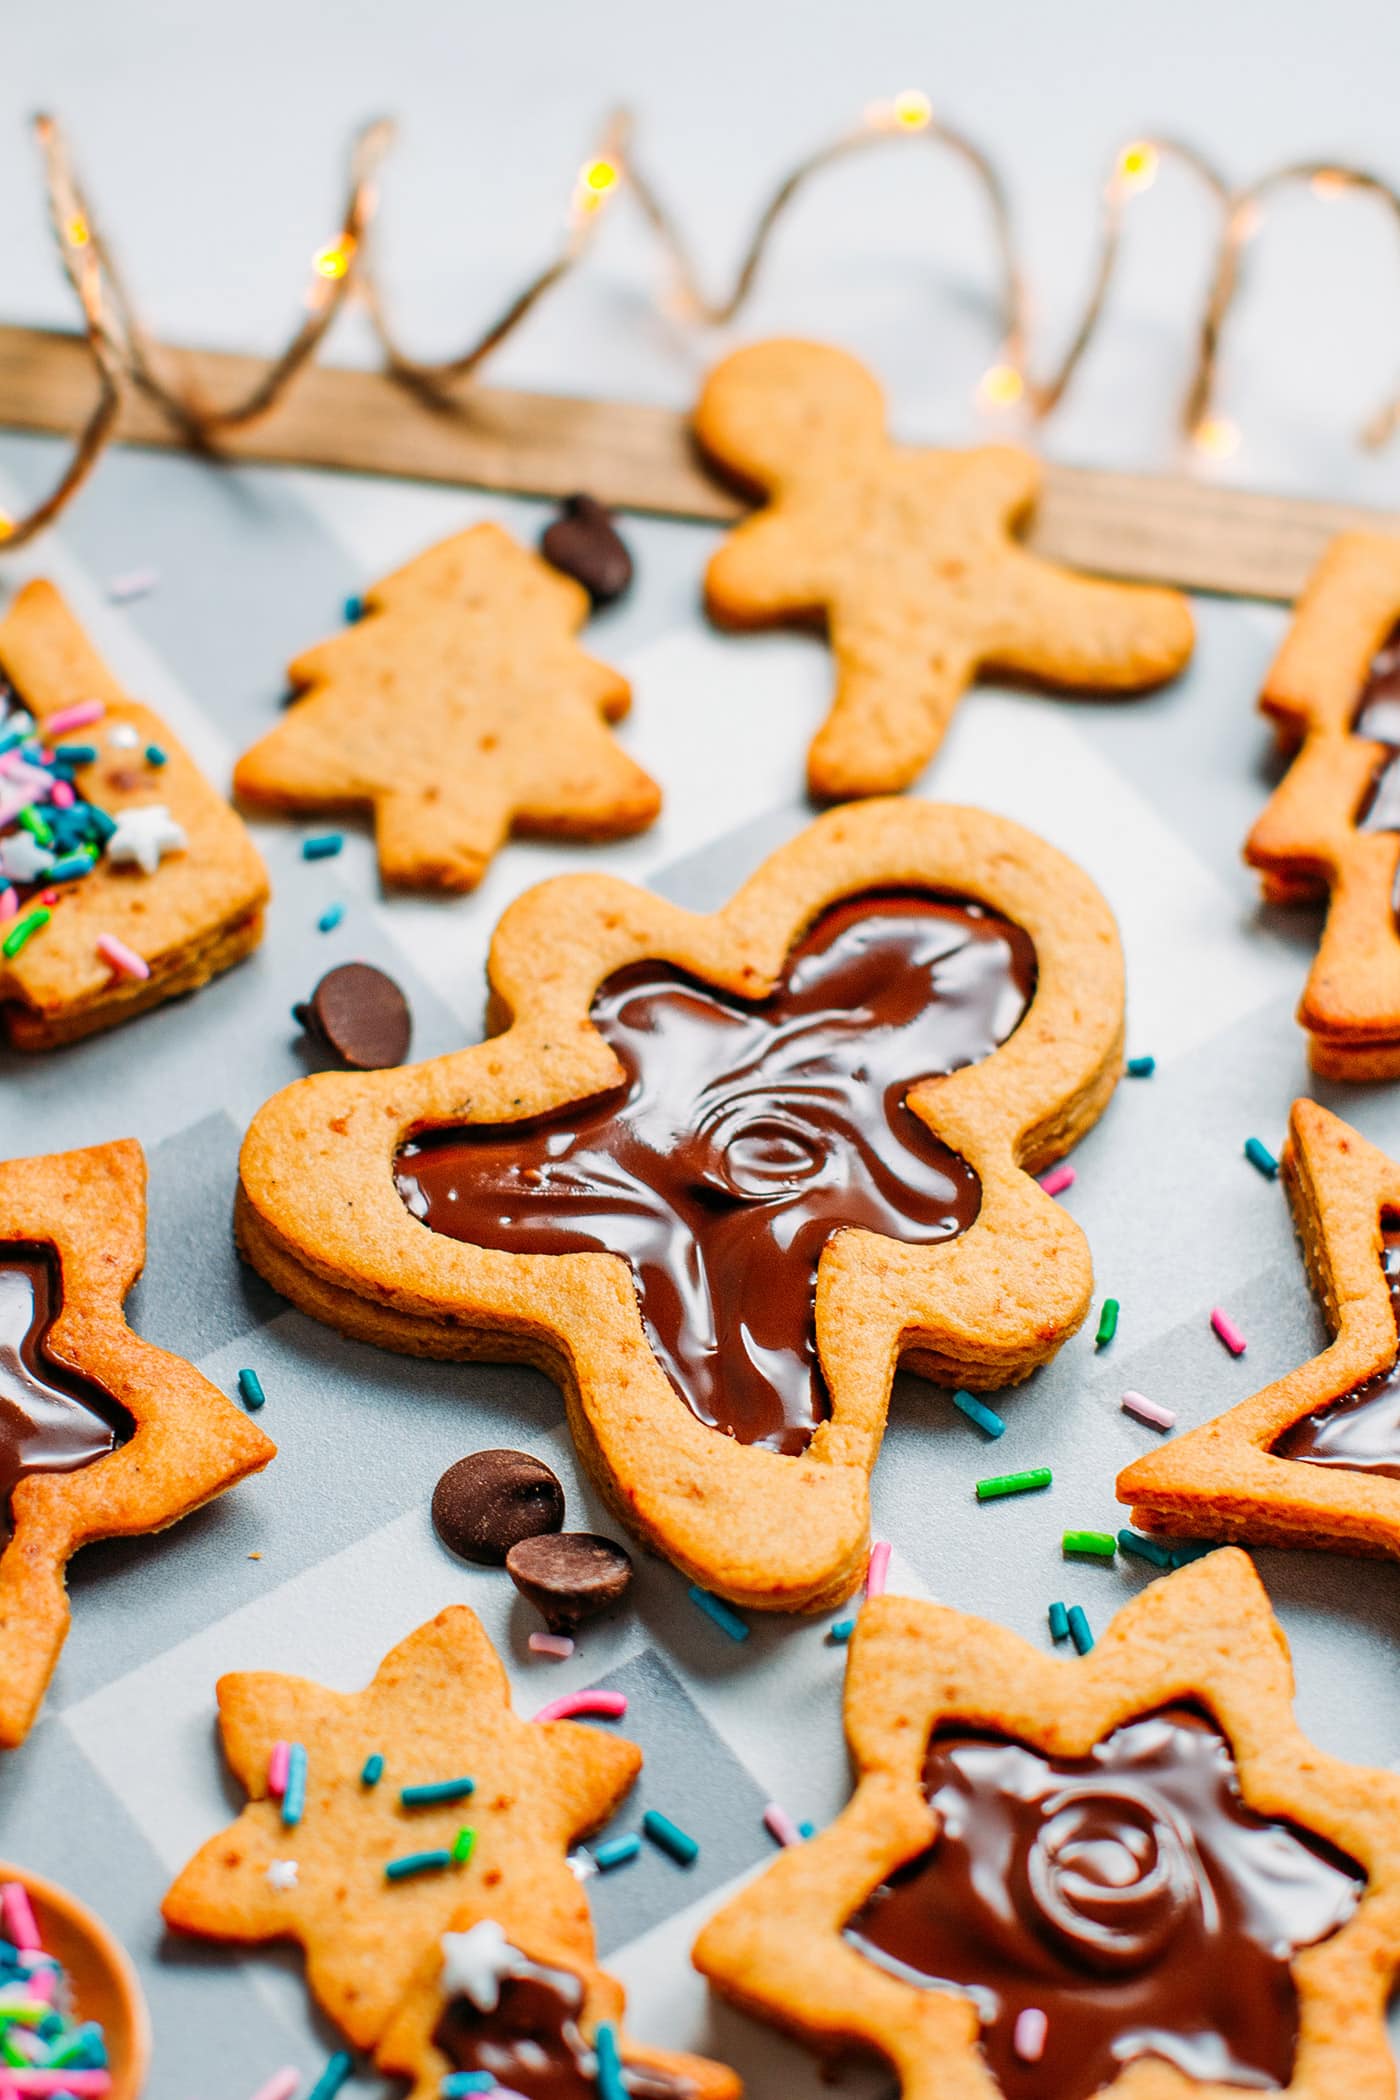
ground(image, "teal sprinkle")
xmin=593 ymin=1834 xmax=641 ymax=1871
xmin=86 ymin=806 xmax=117 ymax=842
xmin=594 ymin=2021 xmax=628 ymax=2100
xmin=360 ymin=1752 xmax=384 ymax=1786
xmin=1169 ymin=1539 xmax=1221 ymax=1566
xmin=1118 ymin=1528 xmax=1174 ymax=1570
xmin=1067 ymin=1606 xmax=1095 ymax=1655
xmin=643 ymin=1810 xmax=699 ymax=1865
xmin=307 ymin=2052 xmax=355 ymax=2100
xmin=343 ymin=594 xmax=364 ymax=622
xmin=1126 ymin=1054 xmax=1156 ymax=1077
xmin=441 ymin=2077 xmax=496 ymax=2098
xmin=1244 ymin=1136 xmax=1279 ymax=1179
xmin=687 ymin=1585 xmax=749 ymax=1641
xmin=827 ymin=1619 xmax=855 ymax=1645
xmin=45 ymin=852 xmax=96 ymax=882
xmin=952 ymin=1389 xmax=1005 ymax=1437
xmin=302 ymin=833 xmax=343 ymax=860
xmin=318 ymin=902 xmax=345 ymax=933
xmin=52 ymin=744 xmax=98 ymax=765
xmin=281 ymin=1742 xmax=307 ymax=1827
xmin=400 ymin=1776 xmax=475 ymax=1807
xmin=1048 ymin=1601 xmax=1070 ymax=1642
xmin=236 ymin=1368 xmax=266 ymax=1411
xmin=384 ymin=1849 xmax=453 ymax=1881
xmin=144 ymin=743 xmax=167 ymax=767
xmin=798 ymin=1820 xmax=816 ymax=1840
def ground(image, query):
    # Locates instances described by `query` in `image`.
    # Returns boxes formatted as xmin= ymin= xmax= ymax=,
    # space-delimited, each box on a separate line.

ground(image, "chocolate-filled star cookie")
xmin=694 ymin=1549 xmax=1400 ymax=2100
xmin=236 ymin=798 xmax=1124 ymax=1613
xmin=0 ymin=1139 xmax=274 ymax=1746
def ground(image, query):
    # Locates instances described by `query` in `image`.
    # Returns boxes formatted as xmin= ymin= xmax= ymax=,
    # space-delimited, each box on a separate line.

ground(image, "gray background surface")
xmin=1 ymin=5 xmax=1400 ymax=2094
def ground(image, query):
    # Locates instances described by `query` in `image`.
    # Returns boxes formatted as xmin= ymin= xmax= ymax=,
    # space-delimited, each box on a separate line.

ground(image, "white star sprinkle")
xmin=264 ymin=1859 xmax=299 ymax=1891
xmin=0 ymin=834 xmax=54 ymax=885
xmin=438 ymin=1918 xmax=518 ymax=2012
xmin=106 ymin=804 xmax=187 ymax=876
xmin=107 ymin=723 xmax=141 ymax=750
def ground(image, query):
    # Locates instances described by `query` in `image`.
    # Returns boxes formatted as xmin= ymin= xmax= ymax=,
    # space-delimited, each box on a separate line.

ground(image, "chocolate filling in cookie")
xmin=396 ymin=892 xmax=1035 ymax=1456
xmin=433 ymin=1950 xmax=691 ymax=2098
xmin=1273 ymin=1221 xmax=1400 ymax=1478
xmin=1352 ymin=621 xmax=1400 ymax=836
xmin=0 ymin=1244 xmax=133 ymax=1539
xmin=844 ymin=1704 xmax=1363 ymax=2100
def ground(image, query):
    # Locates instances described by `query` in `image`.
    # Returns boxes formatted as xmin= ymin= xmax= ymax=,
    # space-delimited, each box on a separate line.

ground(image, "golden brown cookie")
xmin=232 ymin=522 xmax=661 ymax=890
xmin=162 ymin=1604 xmax=642 ymax=2052
xmin=1246 ymin=531 xmax=1400 ymax=1078
xmin=693 ymin=1548 xmax=1400 ymax=2100
xmin=1119 ymin=1097 xmax=1400 ymax=1557
xmin=0 ymin=581 xmax=268 ymax=1050
xmin=236 ymin=798 xmax=1124 ymax=1614
xmin=0 ymin=1139 xmax=274 ymax=1747
xmin=376 ymin=1915 xmax=740 ymax=2098
xmin=695 ymin=338 xmax=1194 ymax=801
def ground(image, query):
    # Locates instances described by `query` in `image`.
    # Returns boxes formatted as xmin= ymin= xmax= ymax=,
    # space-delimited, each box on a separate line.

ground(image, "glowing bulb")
xmin=313 ymin=238 xmax=354 ymax=281
xmin=1192 ymin=414 xmax=1241 ymax=460
xmin=66 ymin=215 xmax=90 ymax=249
xmin=1115 ymin=141 xmax=1159 ymax=194
xmin=0 ymin=513 xmax=15 ymax=541
xmin=571 ymin=156 xmax=620 ymax=221
xmin=892 ymin=88 xmax=933 ymax=131
xmin=977 ymin=362 xmax=1025 ymax=409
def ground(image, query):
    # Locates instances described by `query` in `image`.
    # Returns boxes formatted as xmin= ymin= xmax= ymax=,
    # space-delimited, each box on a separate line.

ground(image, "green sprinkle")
xmin=1095 ymin=1298 xmax=1119 ymax=1348
xmin=1118 ymin=1528 xmax=1174 ymax=1569
xmin=236 ymin=1368 xmax=266 ymax=1411
xmin=318 ymin=902 xmax=345 ymax=933
xmin=384 ymin=1849 xmax=453 ymax=1881
xmin=302 ymin=832 xmax=343 ymax=860
xmin=827 ymin=1619 xmax=855 ymax=1645
xmin=1048 ymin=1601 xmax=1070 ymax=1642
xmin=360 ymin=1752 xmax=384 ymax=1786
xmin=1244 ymin=1136 xmax=1279 ymax=1179
xmin=307 ymin=2052 xmax=354 ymax=2100
xmin=975 ymin=1467 xmax=1052 ymax=1502
xmin=1063 ymin=1529 xmax=1117 ymax=1559
xmin=144 ymin=743 xmax=167 ymax=767
xmin=1067 ymin=1605 xmax=1095 ymax=1655
xmin=688 ymin=1585 xmax=749 ymax=1641
xmin=643 ymin=1809 xmax=699 ymax=1866
xmin=16 ymin=806 xmax=52 ymax=846
xmin=451 ymin=1825 xmax=476 ymax=1864
xmin=1126 ymin=1054 xmax=1156 ymax=1077
xmin=594 ymin=2021 xmax=627 ymax=2100
xmin=593 ymin=1834 xmax=641 ymax=1871
xmin=400 ymin=1775 xmax=475 ymax=1807
xmin=2 ymin=908 xmax=50 ymax=959
xmin=952 ymin=1390 xmax=1005 ymax=1438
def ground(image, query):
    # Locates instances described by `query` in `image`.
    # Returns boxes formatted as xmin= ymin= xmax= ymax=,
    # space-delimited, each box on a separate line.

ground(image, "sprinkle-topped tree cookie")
xmin=696 ymin=338 xmax=1195 ymax=800
xmin=233 ymin=522 xmax=662 ymax=891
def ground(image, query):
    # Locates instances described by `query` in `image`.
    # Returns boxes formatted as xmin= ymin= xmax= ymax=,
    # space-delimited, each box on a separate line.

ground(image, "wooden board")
xmin=0 ymin=322 xmax=1396 ymax=601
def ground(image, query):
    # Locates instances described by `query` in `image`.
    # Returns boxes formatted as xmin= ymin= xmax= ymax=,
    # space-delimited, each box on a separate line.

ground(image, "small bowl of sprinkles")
xmin=0 ymin=1867 xmax=151 ymax=2098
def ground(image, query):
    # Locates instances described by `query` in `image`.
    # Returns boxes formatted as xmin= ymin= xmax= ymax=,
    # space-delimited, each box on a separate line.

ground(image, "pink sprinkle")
xmin=1014 ymin=2007 xmax=1048 ymax=2062
xmin=529 ymin=1632 xmax=575 ymax=1660
xmin=45 ymin=700 xmax=104 ymax=736
xmin=1 ymin=1882 xmax=40 ymax=1952
xmin=6 ymin=2077 xmax=111 ymax=2096
xmin=533 ymin=1689 xmax=628 ymax=1724
xmin=0 ymin=888 xmax=16 ymax=922
xmin=763 ymin=1802 xmax=804 ymax=1847
xmin=1122 ymin=1389 xmax=1176 ymax=1430
xmin=1039 ymin=1165 xmax=1076 ymax=1198
xmin=865 ymin=1539 xmax=891 ymax=1598
xmin=267 ymin=1739 xmax=290 ymax=1797
xmin=97 ymin=931 xmax=151 ymax=981
xmin=49 ymin=780 xmax=75 ymax=808
xmin=39 ymin=889 xmax=57 ymax=906
xmin=1210 ymin=1308 xmax=1247 ymax=1357
xmin=245 ymin=2072 xmax=299 ymax=2100
xmin=22 ymin=1963 xmax=54 ymax=2004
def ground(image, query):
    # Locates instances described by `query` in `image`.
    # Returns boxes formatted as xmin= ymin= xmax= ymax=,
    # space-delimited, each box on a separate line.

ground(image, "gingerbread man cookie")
xmin=1120 ymin=1097 xmax=1400 ymax=1559
xmin=695 ymin=339 xmax=1194 ymax=800
xmin=377 ymin=1916 xmax=739 ymax=2098
xmin=0 ymin=1139 xmax=274 ymax=1747
xmin=236 ymin=798 xmax=1124 ymax=1614
xmin=163 ymin=1605 xmax=643 ymax=2052
xmin=0 ymin=580 xmax=268 ymax=1049
xmin=1246 ymin=531 xmax=1400 ymax=1077
xmin=694 ymin=1549 xmax=1400 ymax=2100
xmin=233 ymin=522 xmax=662 ymax=891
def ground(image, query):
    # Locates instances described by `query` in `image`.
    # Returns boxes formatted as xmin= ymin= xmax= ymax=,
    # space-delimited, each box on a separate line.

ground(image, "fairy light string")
xmin=4 ymin=95 xmax=1400 ymax=549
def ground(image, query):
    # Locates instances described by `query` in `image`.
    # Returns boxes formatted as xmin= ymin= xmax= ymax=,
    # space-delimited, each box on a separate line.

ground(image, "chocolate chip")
xmin=540 ymin=495 xmax=634 ymax=606
xmin=432 ymin=1449 xmax=566 ymax=1566
xmin=294 ymin=962 xmax=411 ymax=1070
xmin=505 ymin=1531 xmax=634 ymax=1631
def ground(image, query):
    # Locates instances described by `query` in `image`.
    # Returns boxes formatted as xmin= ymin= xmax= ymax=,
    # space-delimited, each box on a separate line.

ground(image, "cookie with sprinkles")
xmin=235 ymin=798 xmax=1125 ymax=1614
xmin=694 ymin=1549 xmax=1400 ymax=2100
xmin=162 ymin=1605 xmax=644 ymax=2052
xmin=232 ymin=521 xmax=661 ymax=890
xmin=1120 ymin=1097 xmax=1400 ymax=1559
xmin=375 ymin=1916 xmax=739 ymax=2098
xmin=0 ymin=1138 xmax=274 ymax=1746
xmin=0 ymin=579 xmax=267 ymax=1049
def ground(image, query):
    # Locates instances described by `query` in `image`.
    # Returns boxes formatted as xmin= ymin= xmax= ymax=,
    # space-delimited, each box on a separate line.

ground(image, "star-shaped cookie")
xmin=235 ymin=798 xmax=1126 ymax=1614
xmin=1245 ymin=530 xmax=1400 ymax=1078
xmin=695 ymin=338 xmax=1195 ymax=801
xmin=162 ymin=1605 xmax=643 ymax=2050
xmin=0 ymin=1139 xmax=274 ymax=1747
xmin=233 ymin=522 xmax=662 ymax=890
xmin=694 ymin=1549 xmax=1400 ymax=2100
xmin=1119 ymin=1097 xmax=1400 ymax=1557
